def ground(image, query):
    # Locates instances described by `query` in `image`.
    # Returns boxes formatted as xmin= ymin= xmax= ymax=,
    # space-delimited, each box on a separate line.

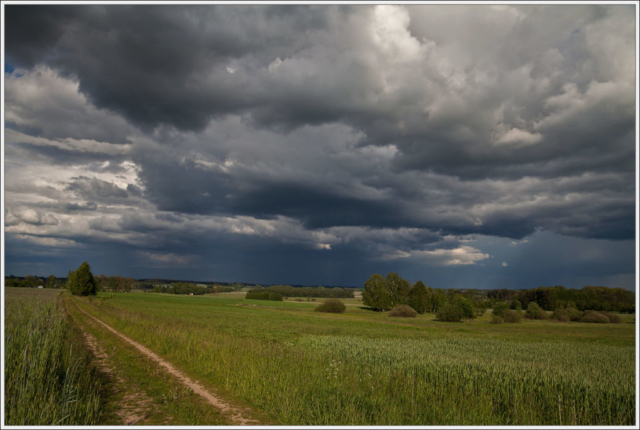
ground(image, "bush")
xmin=315 ymin=298 xmax=346 ymax=313
xmin=510 ymin=299 xmax=522 ymax=310
xmin=490 ymin=315 xmax=503 ymax=324
xmin=436 ymin=304 xmax=463 ymax=322
xmin=503 ymin=309 xmax=523 ymax=323
xmin=580 ymin=310 xmax=609 ymax=323
xmin=600 ymin=311 xmax=623 ymax=324
xmin=551 ymin=309 xmax=571 ymax=322
xmin=388 ymin=305 xmax=417 ymax=318
xmin=566 ymin=308 xmax=583 ymax=321
xmin=525 ymin=302 xmax=549 ymax=320
xmin=492 ymin=302 xmax=509 ymax=317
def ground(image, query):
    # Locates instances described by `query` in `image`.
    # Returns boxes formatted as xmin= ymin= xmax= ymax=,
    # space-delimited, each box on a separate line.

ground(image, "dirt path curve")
xmin=72 ymin=302 xmax=260 ymax=426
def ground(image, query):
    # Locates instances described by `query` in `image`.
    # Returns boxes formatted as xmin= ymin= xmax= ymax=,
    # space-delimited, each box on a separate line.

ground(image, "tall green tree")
xmin=430 ymin=289 xmax=447 ymax=313
xmin=408 ymin=281 xmax=430 ymax=314
xmin=458 ymin=298 xmax=476 ymax=319
xmin=362 ymin=274 xmax=392 ymax=311
xmin=385 ymin=272 xmax=410 ymax=307
xmin=67 ymin=262 xmax=97 ymax=296
xmin=44 ymin=275 xmax=57 ymax=289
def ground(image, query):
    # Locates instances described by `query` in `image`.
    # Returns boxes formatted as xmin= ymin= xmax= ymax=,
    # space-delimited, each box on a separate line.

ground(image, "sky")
xmin=2 ymin=3 xmax=637 ymax=289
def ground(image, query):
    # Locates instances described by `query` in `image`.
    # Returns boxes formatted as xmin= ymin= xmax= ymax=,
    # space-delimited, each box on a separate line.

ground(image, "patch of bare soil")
xmin=73 ymin=302 xmax=260 ymax=425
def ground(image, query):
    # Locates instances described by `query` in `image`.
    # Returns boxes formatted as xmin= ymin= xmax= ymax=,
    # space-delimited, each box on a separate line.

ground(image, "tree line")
xmin=245 ymin=291 xmax=284 ymax=301
xmin=152 ymin=283 xmax=209 ymax=295
xmin=485 ymin=285 xmax=635 ymax=313
xmin=247 ymin=285 xmax=354 ymax=299
xmin=363 ymin=273 xmax=635 ymax=320
xmin=5 ymin=275 xmax=63 ymax=289
xmin=8 ymin=264 xmax=634 ymax=316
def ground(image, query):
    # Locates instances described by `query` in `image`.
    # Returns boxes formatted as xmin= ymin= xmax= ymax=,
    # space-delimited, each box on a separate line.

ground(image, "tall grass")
xmin=4 ymin=289 xmax=103 ymax=425
xmin=74 ymin=294 xmax=635 ymax=425
xmin=299 ymin=336 xmax=635 ymax=425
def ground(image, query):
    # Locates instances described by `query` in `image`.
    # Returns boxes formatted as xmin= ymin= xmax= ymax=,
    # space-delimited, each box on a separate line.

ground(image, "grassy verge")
xmin=4 ymin=288 xmax=103 ymax=425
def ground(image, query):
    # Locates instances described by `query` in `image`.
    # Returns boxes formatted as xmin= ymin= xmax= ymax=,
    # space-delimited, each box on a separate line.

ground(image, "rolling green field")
xmin=63 ymin=291 xmax=635 ymax=425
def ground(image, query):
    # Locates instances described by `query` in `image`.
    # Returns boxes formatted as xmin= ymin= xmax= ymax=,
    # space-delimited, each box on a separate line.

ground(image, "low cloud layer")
xmin=3 ymin=4 xmax=636 ymax=288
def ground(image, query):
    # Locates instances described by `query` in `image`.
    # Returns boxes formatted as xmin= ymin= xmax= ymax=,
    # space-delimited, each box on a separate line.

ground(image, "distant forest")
xmin=485 ymin=286 xmax=635 ymax=313
xmin=248 ymin=285 xmax=355 ymax=299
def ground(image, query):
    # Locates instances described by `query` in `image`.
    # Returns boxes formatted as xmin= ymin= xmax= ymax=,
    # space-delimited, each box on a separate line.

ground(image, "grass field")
xmin=63 ymin=291 xmax=635 ymax=425
xmin=4 ymin=288 xmax=104 ymax=425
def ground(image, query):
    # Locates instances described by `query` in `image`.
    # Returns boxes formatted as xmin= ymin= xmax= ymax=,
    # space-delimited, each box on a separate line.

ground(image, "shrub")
xmin=315 ymin=298 xmax=346 ymax=313
xmin=551 ymin=309 xmax=571 ymax=322
xmin=492 ymin=302 xmax=509 ymax=317
xmin=600 ymin=311 xmax=623 ymax=324
xmin=510 ymin=299 xmax=522 ymax=310
xmin=566 ymin=308 xmax=583 ymax=321
xmin=580 ymin=310 xmax=609 ymax=323
xmin=490 ymin=315 xmax=503 ymax=324
xmin=388 ymin=305 xmax=417 ymax=318
xmin=503 ymin=309 xmax=523 ymax=323
xmin=436 ymin=304 xmax=463 ymax=322
xmin=525 ymin=302 xmax=549 ymax=320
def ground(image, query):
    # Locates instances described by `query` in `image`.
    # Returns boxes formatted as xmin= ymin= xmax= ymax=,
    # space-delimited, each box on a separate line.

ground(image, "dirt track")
xmin=72 ymin=301 xmax=260 ymax=426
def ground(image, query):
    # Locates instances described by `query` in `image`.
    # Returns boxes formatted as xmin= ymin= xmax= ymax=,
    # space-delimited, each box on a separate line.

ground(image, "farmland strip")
xmin=71 ymin=300 xmax=260 ymax=426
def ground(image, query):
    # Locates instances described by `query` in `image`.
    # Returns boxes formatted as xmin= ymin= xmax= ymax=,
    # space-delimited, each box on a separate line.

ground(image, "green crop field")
xmin=4 ymin=288 xmax=104 ymax=425
xmin=50 ymin=291 xmax=636 ymax=426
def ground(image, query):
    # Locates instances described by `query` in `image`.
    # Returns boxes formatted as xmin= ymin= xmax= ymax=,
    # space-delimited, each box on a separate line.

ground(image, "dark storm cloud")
xmin=5 ymin=5 xmax=339 ymax=131
xmin=5 ymin=5 xmax=633 ymax=170
xmin=4 ymin=5 xmax=82 ymax=67
xmin=3 ymin=4 xmax=636 ymax=288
